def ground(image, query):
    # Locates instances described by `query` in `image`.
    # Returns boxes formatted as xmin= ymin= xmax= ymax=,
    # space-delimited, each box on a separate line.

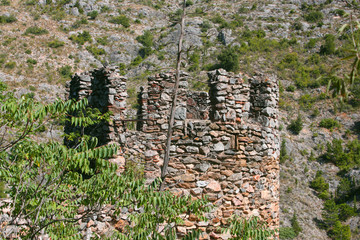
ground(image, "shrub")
xmin=86 ymin=45 xmax=105 ymax=57
xmin=328 ymin=221 xmax=351 ymax=240
xmin=299 ymin=94 xmax=317 ymax=111
xmin=109 ymin=15 xmax=130 ymax=28
xmin=279 ymin=227 xmax=297 ymax=240
xmin=0 ymin=15 xmax=17 ymax=24
xmin=217 ymin=47 xmax=239 ymax=72
xmin=0 ymin=0 xmax=10 ymax=6
xmin=320 ymin=34 xmax=336 ymax=55
xmin=310 ymin=171 xmax=329 ymax=192
xmin=286 ymin=85 xmax=296 ymax=92
xmin=291 ymin=213 xmax=302 ymax=236
xmin=201 ymin=20 xmax=212 ymax=32
xmin=324 ymin=139 xmax=360 ymax=170
xmin=47 ymin=39 xmax=65 ymax=48
xmin=304 ymin=11 xmax=323 ymax=23
xmin=87 ymin=10 xmax=99 ymax=20
xmin=319 ymin=118 xmax=340 ymax=130
xmin=69 ymin=31 xmax=92 ymax=45
xmin=96 ymin=36 xmax=109 ymax=46
xmin=4 ymin=61 xmax=16 ymax=69
xmin=131 ymin=56 xmax=143 ymax=66
xmin=287 ymin=115 xmax=303 ymax=135
xmin=305 ymin=38 xmax=317 ymax=49
xmin=58 ymin=65 xmax=72 ymax=78
xmin=136 ymin=31 xmax=154 ymax=48
xmin=26 ymin=58 xmax=37 ymax=65
xmin=25 ymin=26 xmax=49 ymax=35
xmin=280 ymin=139 xmax=289 ymax=163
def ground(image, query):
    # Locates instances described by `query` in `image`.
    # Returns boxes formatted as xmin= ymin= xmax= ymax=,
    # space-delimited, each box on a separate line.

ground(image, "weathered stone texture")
xmin=66 ymin=67 xmax=280 ymax=238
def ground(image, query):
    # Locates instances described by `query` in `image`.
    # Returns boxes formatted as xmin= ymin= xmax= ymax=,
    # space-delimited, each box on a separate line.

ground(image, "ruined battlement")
xmin=65 ymin=66 xmax=280 ymax=237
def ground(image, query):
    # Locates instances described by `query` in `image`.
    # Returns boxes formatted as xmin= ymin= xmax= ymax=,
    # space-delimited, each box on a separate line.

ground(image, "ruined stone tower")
xmin=66 ymin=66 xmax=280 ymax=237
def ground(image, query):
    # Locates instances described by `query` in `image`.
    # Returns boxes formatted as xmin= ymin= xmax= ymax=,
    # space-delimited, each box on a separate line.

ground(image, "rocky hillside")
xmin=0 ymin=0 xmax=359 ymax=239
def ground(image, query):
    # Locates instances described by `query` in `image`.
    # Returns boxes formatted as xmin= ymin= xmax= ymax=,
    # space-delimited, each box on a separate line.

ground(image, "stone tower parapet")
xmin=66 ymin=67 xmax=280 ymax=238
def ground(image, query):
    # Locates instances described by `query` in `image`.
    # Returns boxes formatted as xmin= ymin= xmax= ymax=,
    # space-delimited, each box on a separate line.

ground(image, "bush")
xmin=109 ymin=15 xmax=130 ymax=28
xmin=320 ymin=34 xmax=336 ymax=55
xmin=25 ymin=26 xmax=49 ymax=35
xmin=319 ymin=118 xmax=340 ymax=130
xmin=304 ymin=11 xmax=324 ymax=23
xmin=26 ymin=58 xmax=37 ymax=65
xmin=217 ymin=47 xmax=239 ymax=72
xmin=299 ymin=94 xmax=317 ymax=111
xmin=0 ymin=0 xmax=10 ymax=6
xmin=324 ymin=139 xmax=360 ymax=170
xmin=96 ymin=36 xmax=109 ymax=46
xmin=280 ymin=139 xmax=289 ymax=163
xmin=328 ymin=221 xmax=351 ymax=240
xmin=291 ymin=213 xmax=302 ymax=236
xmin=69 ymin=31 xmax=92 ymax=45
xmin=310 ymin=171 xmax=329 ymax=200
xmin=131 ymin=56 xmax=143 ymax=66
xmin=286 ymin=85 xmax=296 ymax=92
xmin=306 ymin=38 xmax=317 ymax=49
xmin=47 ymin=39 xmax=65 ymax=48
xmin=136 ymin=30 xmax=154 ymax=48
xmin=4 ymin=61 xmax=16 ymax=69
xmin=58 ymin=65 xmax=72 ymax=78
xmin=0 ymin=15 xmax=16 ymax=24
xmin=287 ymin=115 xmax=303 ymax=135
xmin=279 ymin=227 xmax=297 ymax=240
xmin=87 ymin=10 xmax=99 ymax=20
xmin=86 ymin=45 xmax=105 ymax=57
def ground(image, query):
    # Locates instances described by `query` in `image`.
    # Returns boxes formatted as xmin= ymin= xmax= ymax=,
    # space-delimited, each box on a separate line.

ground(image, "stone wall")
xmin=66 ymin=67 xmax=280 ymax=238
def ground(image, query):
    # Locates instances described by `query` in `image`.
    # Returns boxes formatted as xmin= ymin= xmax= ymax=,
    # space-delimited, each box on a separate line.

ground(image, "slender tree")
xmin=160 ymin=0 xmax=187 ymax=191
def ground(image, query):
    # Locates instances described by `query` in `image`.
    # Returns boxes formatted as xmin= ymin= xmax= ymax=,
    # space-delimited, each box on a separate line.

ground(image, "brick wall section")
xmin=66 ymin=67 xmax=280 ymax=238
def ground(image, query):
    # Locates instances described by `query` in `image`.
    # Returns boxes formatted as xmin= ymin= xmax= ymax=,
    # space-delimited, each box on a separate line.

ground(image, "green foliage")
xmin=96 ymin=36 xmax=109 ymax=46
xmin=0 ymin=81 xmax=216 ymax=239
xmin=279 ymin=227 xmax=297 ymax=240
xmin=86 ymin=45 xmax=105 ymax=57
xmin=299 ymin=94 xmax=317 ymax=111
xmin=225 ymin=216 xmax=276 ymax=240
xmin=328 ymin=221 xmax=351 ymax=240
xmin=58 ymin=65 xmax=72 ymax=78
xmin=287 ymin=115 xmax=303 ymax=135
xmin=136 ymin=31 xmax=154 ymax=58
xmin=286 ymin=85 xmax=295 ymax=92
xmin=0 ymin=15 xmax=17 ymax=24
xmin=25 ymin=26 xmax=49 ymax=35
xmin=291 ymin=213 xmax=302 ymax=236
xmin=0 ymin=0 xmax=10 ymax=6
xmin=217 ymin=47 xmax=239 ymax=72
xmin=188 ymin=51 xmax=200 ymax=72
xmin=304 ymin=11 xmax=324 ymax=23
xmin=310 ymin=171 xmax=330 ymax=200
xmin=109 ymin=15 xmax=130 ymax=28
xmin=131 ymin=56 xmax=143 ymax=66
xmin=47 ymin=39 xmax=65 ymax=48
xmin=320 ymin=34 xmax=336 ymax=55
xmin=26 ymin=58 xmax=37 ymax=65
xmin=305 ymin=38 xmax=317 ymax=49
xmin=87 ymin=10 xmax=99 ymax=20
xmin=319 ymin=118 xmax=341 ymax=130
xmin=136 ymin=31 xmax=154 ymax=48
xmin=323 ymin=139 xmax=360 ymax=170
xmin=201 ymin=20 xmax=212 ymax=32
xmin=4 ymin=61 xmax=16 ymax=69
xmin=69 ymin=31 xmax=92 ymax=45
xmin=280 ymin=139 xmax=289 ymax=164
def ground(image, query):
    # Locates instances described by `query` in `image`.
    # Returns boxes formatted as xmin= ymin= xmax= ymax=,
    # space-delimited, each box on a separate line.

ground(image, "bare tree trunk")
xmin=160 ymin=0 xmax=186 ymax=191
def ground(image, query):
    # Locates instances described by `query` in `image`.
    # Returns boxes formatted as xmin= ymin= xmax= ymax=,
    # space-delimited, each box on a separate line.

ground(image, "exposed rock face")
xmin=66 ymin=67 xmax=280 ymax=238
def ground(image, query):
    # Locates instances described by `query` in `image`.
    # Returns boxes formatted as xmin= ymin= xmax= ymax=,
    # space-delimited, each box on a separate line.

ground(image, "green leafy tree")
xmin=328 ymin=221 xmax=351 ymax=240
xmin=217 ymin=47 xmax=240 ymax=72
xmin=0 ymin=81 xmax=210 ymax=239
xmin=225 ymin=216 xmax=276 ymax=240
